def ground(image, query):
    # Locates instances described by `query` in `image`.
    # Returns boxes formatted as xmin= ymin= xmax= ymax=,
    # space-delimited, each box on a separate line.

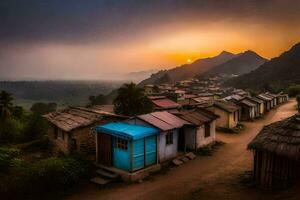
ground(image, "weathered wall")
xmin=158 ymin=129 xmax=178 ymax=163
xmin=196 ymin=121 xmax=216 ymax=148
xmin=184 ymin=126 xmax=196 ymax=150
xmin=214 ymin=108 xmax=229 ymax=128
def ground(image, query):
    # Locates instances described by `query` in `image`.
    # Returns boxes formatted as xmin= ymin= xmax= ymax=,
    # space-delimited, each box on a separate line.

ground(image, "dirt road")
xmin=68 ymin=99 xmax=298 ymax=200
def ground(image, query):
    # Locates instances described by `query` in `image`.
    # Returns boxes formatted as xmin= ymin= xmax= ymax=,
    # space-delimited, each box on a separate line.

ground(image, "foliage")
xmin=0 ymin=119 xmax=24 ymax=144
xmin=30 ymin=102 xmax=57 ymax=115
xmin=0 ymin=156 xmax=87 ymax=199
xmin=0 ymin=90 xmax=14 ymax=121
xmin=287 ymin=85 xmax=300 ymax=97
xmin=114 ymin=82 xmax=153 ymax=116
xmin=23 ymin=114 xmax=48 ymax=142
xmin=88 ymin=94 xmax=107 ymax=106
xmin=0 ymin=147 xmax=21 ymax=173
xmin=12 ymin=106 xmax=25 ymax=120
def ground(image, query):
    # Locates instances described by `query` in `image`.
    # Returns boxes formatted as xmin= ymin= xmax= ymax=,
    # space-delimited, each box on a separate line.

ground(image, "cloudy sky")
xmin=1 ymin=0 xmax=300 ymax=80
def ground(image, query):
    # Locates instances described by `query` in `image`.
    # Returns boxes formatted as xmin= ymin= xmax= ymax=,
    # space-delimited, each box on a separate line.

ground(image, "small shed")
xmin=127 ymin=111 xmax=189 ymax=163
xmin=238 ymin=99 xmax=256 ymax=120
xmin=213 ymin=100 xmax=240 ymax=129
xmin=176 ymin=109 xmax=219 ymax=149
xmin=248 ymin=114 xmax=300 ymax=189
xmin=257 ymin=94 xmax=272 ymax=112
xmin=96 ymin=122 xmax=159 ymax=172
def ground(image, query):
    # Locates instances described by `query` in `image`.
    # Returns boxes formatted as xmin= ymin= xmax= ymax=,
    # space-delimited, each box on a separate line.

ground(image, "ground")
xmin=68 ymin=99 xmax=299 ymax=200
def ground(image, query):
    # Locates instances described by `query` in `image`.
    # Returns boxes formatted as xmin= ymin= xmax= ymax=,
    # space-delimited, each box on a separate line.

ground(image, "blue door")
xmin=145 ymin=136 xmax=157 ymax=166
xmin=113 ymin=137 xmax=131 ymax=171
xmin=133 ymin=139 xmax=145 ymax=171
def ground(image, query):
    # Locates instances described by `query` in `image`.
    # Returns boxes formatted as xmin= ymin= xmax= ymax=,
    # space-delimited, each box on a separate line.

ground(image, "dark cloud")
xmin=1 ymin=0 xmax=299 ymax=45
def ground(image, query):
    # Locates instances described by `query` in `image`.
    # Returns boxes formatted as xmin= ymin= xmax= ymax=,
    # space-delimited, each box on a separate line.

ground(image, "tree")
xmin=288 ymin=85 xmax=300 ymax=97
xmin=0 ymin=91 xmax=14 ymax=121
xmin=113 ymin=83 xmax=153 ymax=116
xmin=23 ymin=113 xmax=48 ymax=141
xmin=88 ymin=94 xmax=107 ymax=106
xmin=30 ymin=102 xmax=57 ymax=115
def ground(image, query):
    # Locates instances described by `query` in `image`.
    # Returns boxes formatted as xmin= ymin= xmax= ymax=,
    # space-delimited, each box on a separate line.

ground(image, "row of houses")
xmin=44 ymin=106 xmax=219 ymax=182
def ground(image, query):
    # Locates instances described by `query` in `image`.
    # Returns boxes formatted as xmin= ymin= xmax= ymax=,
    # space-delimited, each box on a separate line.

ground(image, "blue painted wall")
xmin=113 ymin=138 xmax=131 ymax=171
xmin=145 ymin=136 xmax=157 ymax=166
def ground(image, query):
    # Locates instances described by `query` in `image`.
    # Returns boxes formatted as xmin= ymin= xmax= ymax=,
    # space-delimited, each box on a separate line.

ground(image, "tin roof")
xmin=137 ymin=111 xmax=190 ymax=131
xmin=240 ymin=99 xmax=256 ymax=107
xmin=151 ymin=98 xmax=181 ymax=109
xmin=257 ymin=94 xmax=272 ymax=101
xmin=96 ymin=122 xmax=159 ymax=140
xmin=176 ymin=109 xmax=218 ymax=126
xmin=44 ymin=107 xmax=124 ymax=132
xmin=214 ymin=100 xmax=240 ymax=113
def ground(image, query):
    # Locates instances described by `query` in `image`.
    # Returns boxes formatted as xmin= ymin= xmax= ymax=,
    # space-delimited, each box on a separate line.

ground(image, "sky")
xmin=1 ymin=0 xmax=300 ymax=80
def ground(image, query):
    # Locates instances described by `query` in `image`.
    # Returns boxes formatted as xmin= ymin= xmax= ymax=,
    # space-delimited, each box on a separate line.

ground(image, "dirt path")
xmin=68 ymin=100 xmax=298 ymax=200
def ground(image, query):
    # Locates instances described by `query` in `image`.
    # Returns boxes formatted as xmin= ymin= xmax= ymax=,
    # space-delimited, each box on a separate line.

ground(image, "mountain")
xmin=138 ymin=51 xmax=236 ymax=86
xmin=125 ymin=69 xmax=159 ymax=82
xmin=201 ymin=50 xmax=268 ymax=77
xmin=225 ymin=42 xmax=300 ymax=92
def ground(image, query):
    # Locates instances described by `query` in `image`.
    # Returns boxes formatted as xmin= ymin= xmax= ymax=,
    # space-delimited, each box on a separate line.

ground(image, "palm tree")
xmin=0 ymin=91 xmax=14 ymax=121
xmin=114 ymin=83 xmax=153 ymax=116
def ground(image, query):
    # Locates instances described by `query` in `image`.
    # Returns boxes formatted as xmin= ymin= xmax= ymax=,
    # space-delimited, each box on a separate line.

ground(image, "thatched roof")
xmin=248 ymin=114 xmax=300 ymax=161
xmin=44 ymin=107 xmax=125 ymax=132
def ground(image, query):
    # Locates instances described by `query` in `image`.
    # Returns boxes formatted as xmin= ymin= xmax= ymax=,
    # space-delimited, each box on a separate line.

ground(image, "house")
xmin=238 ymin=99 xmax=256 ymax=120
xmin=95 ymin=122 xmax=161 ymax=181
xmin=127 ymin=111 xmax=189 ymax=163
xmin=150 ymin=96 xmax=181 ymax=112
xmin=257 ymin=94 xmax=272 ymax=112
xmin=175 ymin=109 xmax=219 ymax=150
xmin=212 ymin=100 xmax=240 ymax=129
xmin=277 ymin=93 xmax=289 ymax=104
xmin=264 ymin=93 xmax=278 ymax=107
xmin=44 ymin=107 xmax=125 ymax=155
xmin=248 ymin=114 xmax=300 ymax=189
xmin=247 ymin=96 xmax=265 ymax=116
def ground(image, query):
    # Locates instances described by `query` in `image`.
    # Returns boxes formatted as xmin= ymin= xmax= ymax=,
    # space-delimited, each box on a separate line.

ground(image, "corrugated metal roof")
xmin=240 ymin=99 xmax=256 ymax=107
xmin=44 ymin=107 xmax=125 ymax=132
xmin=152 ymin=98 xmax=181 ymax=109
xmin=96 ymin=122 xmax=159 ymax=140
xmin=214 ymin=100 xmax=240 ymax=113
xmin=257 ymin=94 xmax=272 ymax=101
xmin=137 ymin=111 xmax=189 ymax=131
xmin=176 ymin=109 xmax=218 ymax=126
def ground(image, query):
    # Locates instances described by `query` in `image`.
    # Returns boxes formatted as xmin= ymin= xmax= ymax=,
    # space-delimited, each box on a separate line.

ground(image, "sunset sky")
xmin=1 ymin=0 xmax=300 ymax=80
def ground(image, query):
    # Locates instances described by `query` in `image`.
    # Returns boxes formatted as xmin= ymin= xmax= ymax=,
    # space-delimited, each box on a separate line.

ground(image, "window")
xmin=204 ymin=123 xmax=211 ymax=138
xmin=116 ymin=138 xmax=128 ymax=150
xmin=166 ymin=132 xmax=173 ymax=145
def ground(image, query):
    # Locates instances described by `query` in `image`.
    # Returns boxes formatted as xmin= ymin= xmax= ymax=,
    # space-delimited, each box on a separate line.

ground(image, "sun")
xmin=187 ymin=59 xmax=192 ymax=63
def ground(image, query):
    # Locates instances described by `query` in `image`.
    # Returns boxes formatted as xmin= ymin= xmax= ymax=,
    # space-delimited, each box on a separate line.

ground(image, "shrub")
xmin=287 ymin=85 xmax=300 ymax=97
xmin=0 ymin=147 xmax=21 ymax=173
xmin=0 ymin=119 xmax=24 ymax=144
xmin=0 ymin=156 xmax=88 ymax=199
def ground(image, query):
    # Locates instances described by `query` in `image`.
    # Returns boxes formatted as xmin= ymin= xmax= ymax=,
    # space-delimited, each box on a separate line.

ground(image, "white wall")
xmin=196 ymin=121 xmax=216 ymax=148
xmin=158 ymin=129 xmax=178 ymax=163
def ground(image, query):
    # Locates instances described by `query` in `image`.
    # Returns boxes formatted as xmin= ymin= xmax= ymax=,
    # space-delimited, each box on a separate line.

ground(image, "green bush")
xmin=287 ymin=85 xmax=300 ymax=97
xmin=0 ymin=156 xmax=87 ymax=199
xmin=0 ymin=147 xmax=21 ymax=173
xmin=0 ymin=119 xmax=24 ymax=144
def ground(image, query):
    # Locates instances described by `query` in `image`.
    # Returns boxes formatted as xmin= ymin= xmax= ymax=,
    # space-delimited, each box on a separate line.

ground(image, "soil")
xmin=67 ymin=99 xmax=300 ymax=200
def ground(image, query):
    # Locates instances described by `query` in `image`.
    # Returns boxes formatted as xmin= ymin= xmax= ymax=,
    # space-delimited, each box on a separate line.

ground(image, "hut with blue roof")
xmin=95 ymin=122 xmax=159 ymax=173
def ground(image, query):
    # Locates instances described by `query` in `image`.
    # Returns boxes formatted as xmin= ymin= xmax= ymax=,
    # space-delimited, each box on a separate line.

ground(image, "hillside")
xmin=201 ymin=50 xmax=268 ymax=77
xmin=138 ymin=51 xmax=236 ymax=86
xmin=225 ymin=42 xmax=300 ymax=92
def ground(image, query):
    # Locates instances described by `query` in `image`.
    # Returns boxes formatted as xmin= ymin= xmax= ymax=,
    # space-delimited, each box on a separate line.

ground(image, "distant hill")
xmin=225 ymin=42 xmax=300 ymax=92
xmin=201 ymin=50 xmax=268 ymax=77
xmin=125 ymin=69 xmax=159 ymax=82
xmin=138 ymin=51 xmax=236 ymax=86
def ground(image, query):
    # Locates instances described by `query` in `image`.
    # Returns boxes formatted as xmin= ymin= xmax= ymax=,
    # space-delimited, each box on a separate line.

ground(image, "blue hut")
xmin=96 ymin=122 xmax=159 ymax=172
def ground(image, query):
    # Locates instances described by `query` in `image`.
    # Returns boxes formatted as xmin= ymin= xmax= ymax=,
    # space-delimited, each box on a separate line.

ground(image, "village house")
xmin=264 ymin=93 xmax=278 ymax=107
xmin=257 ymin=94 xmax=272 ymax=112
xmin=95 ymin=122 xmax=161 ymax=182
xmin=150 ymin=96 xmax=181 ymax=112
xmin=212 ymin=100 xmax=240 ymax=129
xmin=126 ymin=111 xmax=189 ymax=163
xmin=276 ymin=93 xmax=289 ymax=104
xmin=144 ymin=84 xmax=156 ymax=95
xmin=44 ymin=107 xmax=125 ymax=155
xmin=246 ymin=96 xmax=265 ymax=116
xmin=248 ymin=114 xmax=300 ymax=189
xmin=175 ymin=109 xmax=219 ymax=150
xmin=238 ymin=99 xmax=256 ymax=120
